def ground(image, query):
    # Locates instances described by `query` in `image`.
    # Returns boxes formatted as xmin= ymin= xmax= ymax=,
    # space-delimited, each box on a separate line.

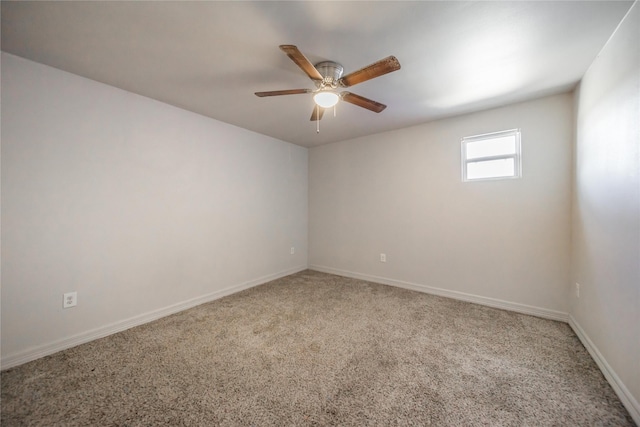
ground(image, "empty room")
xmin=1 ymin=1 xmax=638 ymax=425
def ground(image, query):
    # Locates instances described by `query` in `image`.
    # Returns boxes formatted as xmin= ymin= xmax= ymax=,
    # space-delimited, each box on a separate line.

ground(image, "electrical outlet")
xmin=63 ymin=291 xmax=78 ymax=308
xmin=575 ymin=283 xmax=580 ymax=299
xmin=380 ymin=253 xmax=386 ymax=263
xmin=290 ymin=247 xmax=295 ymax=255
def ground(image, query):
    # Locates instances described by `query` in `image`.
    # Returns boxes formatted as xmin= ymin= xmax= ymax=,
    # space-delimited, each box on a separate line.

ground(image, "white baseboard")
xmin=309 ymin=265 xmax=569 ymax=322
xmin=1 ymin=266 xmax=307 ymax=371
xmin=569 ymin=315 xmax=640 ymax=425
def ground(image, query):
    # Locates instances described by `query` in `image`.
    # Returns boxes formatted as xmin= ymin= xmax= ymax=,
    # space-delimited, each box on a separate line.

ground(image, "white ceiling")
xmin=1 ymin=1 xmax=633 ymax=148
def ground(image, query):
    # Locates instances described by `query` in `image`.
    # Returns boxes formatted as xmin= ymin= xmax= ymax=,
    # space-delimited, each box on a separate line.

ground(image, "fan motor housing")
xmin=315 ymin=61 xmax=343 ymax=88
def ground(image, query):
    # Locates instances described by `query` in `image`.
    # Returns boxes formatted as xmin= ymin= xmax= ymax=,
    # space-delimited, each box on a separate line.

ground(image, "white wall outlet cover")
xmin=63 ymin=291 xmax=78 ymax=308
xmin=290 ymin=247 xmax=295 ymax=255
xmin=380 ymin=253 xmax=387 ymax=262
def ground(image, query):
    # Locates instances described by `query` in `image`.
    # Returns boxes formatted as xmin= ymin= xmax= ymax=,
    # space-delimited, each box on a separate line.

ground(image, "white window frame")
xmin=461 ymin=129 xmax=522 ymax=182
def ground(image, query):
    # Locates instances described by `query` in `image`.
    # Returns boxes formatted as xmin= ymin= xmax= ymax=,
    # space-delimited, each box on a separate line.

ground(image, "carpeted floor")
xmin=1 ymin=270 xmax=635 ymax=426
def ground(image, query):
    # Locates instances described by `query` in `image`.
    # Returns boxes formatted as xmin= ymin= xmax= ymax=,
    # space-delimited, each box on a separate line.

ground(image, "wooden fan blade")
xmin=280 ymin=45 xmax=323 ymax=81
xmin=339 ymin=56 xmax=401 ymax=88
xmin=255 ymin=89 xmax=311 ymax=97
xmin=310 ymin=105 xmax=325 ymax=121
xmin=341 ymin=92 xmax=387 ymax=113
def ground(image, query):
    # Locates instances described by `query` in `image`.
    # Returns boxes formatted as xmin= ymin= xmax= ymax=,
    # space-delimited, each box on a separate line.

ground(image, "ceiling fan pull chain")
xmin=316 ymin=105 xmax=320 ymax=133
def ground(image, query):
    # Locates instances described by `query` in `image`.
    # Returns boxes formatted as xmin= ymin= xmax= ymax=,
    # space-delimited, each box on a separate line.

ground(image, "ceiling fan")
xmin=255 ymin=45 xmax=401 ymax=122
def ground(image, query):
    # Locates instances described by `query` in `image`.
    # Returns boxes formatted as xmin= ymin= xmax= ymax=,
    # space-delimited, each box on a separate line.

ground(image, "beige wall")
xmin=309 ymin=93 xmax=573 ymax=318
xmin=571 ymin=2 xmax=639 ymax=420
xmin=1 ymin=53 xmax=308 ymax=366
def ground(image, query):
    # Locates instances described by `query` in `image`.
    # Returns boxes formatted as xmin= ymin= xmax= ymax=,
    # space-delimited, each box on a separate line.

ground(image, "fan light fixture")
xmin=313 ymin=91 xmax=339 ymax=108
xmin=255 ymin=45 xmax=401 ymax=132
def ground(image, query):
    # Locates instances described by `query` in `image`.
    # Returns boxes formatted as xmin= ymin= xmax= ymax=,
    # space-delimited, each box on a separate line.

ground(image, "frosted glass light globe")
xmin=313 ymin=92 xmax=339 ymax=108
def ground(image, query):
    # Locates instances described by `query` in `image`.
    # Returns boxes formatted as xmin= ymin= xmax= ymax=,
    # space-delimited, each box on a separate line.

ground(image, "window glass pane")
xmin=466 ymin=158 xmax=515 ymax=180
xmin=466 ymin=135 xmax=516 ymax=160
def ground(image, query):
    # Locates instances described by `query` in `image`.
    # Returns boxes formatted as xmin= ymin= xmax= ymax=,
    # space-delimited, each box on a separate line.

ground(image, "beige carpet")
xmin=1 ymin=270 xmax=634 ymax=426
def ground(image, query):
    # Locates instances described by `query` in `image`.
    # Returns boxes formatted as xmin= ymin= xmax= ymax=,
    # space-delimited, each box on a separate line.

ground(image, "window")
xmin=461 ymin=129 xmax=521 ymax=181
